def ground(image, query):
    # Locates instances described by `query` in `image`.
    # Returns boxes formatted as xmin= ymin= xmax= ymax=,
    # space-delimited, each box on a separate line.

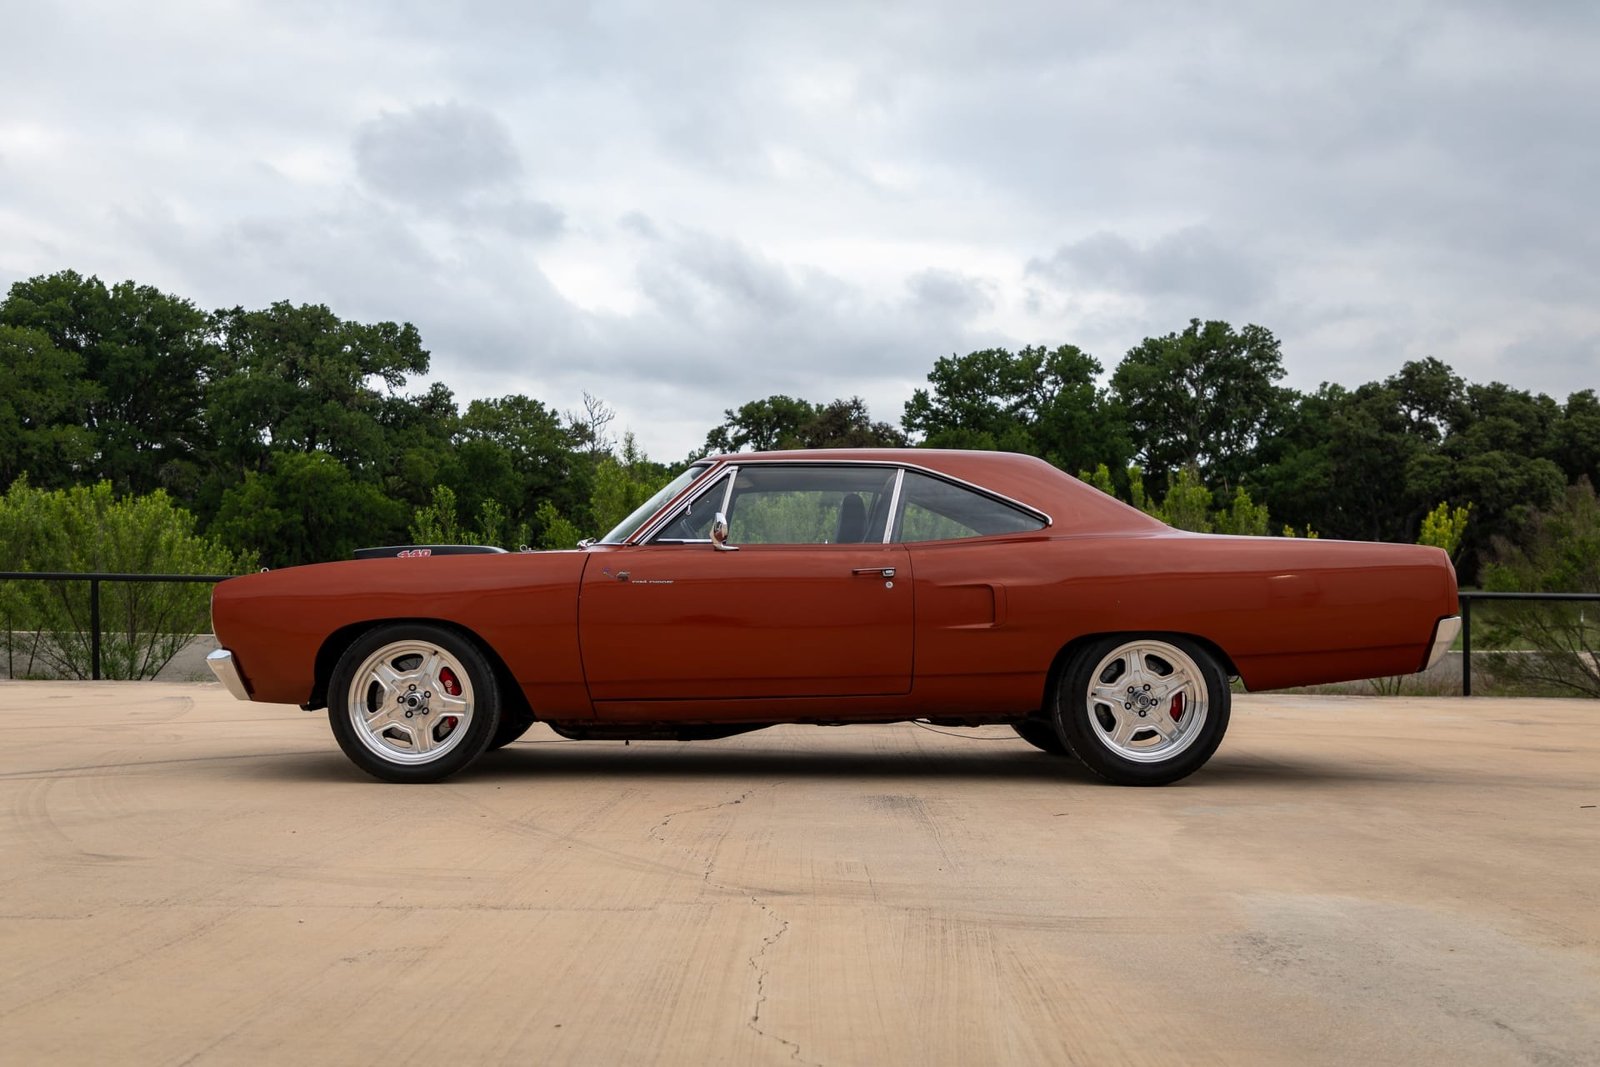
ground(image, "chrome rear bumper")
xmin=207 ymin=648 xmax=250 ymax=701
xmin=1424 ymin=616 xmax=1462 ymax=670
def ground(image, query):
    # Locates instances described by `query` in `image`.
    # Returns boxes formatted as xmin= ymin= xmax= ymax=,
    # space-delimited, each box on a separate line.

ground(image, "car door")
xmin=579 ymin=464 xmax=912 ymax=705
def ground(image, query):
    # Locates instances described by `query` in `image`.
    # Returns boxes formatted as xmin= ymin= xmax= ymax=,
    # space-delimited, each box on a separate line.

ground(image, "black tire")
xmin=1052 ymin=634 xmax=1230 ymax=786
xmin=328 ymin=623 xmax=502 ymax=783
xmin=1011 ymin=719 xmax=1073 ymax=757
xmin=487 ymin=706 xmax=536 ymax=750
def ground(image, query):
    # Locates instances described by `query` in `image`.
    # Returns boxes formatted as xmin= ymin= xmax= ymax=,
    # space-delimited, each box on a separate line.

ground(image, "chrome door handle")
xmin=852 ymin=567 xmax=895 ymax=578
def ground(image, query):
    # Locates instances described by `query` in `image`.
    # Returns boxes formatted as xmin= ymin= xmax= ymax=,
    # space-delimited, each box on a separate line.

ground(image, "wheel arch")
xmin=1042 ymin=630 xmax=1238 ymax=711
xmin=307 ymin=617 xmax=533 ymax=727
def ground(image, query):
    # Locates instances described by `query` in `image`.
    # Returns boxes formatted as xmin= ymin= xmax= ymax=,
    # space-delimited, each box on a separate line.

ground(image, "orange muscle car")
xmin=208 ymin=449 xmax=1460 ymax=785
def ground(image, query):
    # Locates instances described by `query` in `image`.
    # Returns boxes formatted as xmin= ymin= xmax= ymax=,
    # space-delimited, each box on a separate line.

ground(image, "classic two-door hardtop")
xmin=209 ymin=449 xmax=1460 ymax=785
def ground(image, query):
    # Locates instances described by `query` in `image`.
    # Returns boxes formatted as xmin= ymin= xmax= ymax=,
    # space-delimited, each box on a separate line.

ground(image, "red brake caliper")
xmin=1169 ymin=692 xmax=1186 ymax=721
xmin=438 ymin=668 xmax=462 ymax=733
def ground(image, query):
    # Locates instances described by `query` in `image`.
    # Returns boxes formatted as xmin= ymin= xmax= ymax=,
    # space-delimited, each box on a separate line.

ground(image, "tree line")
xmin=4 ymin=269 xmax=1597 ymax=585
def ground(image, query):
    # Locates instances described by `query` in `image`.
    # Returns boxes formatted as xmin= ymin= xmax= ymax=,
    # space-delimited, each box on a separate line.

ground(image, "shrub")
xmin=1478 ymin=479 xmax=1600 ymax=697
xmin=0 ymin=477 xmax=254 ymax=679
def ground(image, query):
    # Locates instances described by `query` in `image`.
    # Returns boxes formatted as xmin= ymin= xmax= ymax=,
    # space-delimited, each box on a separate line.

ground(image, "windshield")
xmin=599 ymin=464 xmax=711 ymax=544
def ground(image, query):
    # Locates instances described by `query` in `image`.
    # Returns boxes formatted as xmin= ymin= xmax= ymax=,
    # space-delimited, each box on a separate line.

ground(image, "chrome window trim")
xmin=630 ymin=457 xmax=1053 ymax=546
xmin=600 ymin=461 xmax=715 ymax=545
xmin=634 ymin=463 xmax=738 ymax=545
xmin=880 ymin=468 xmax=905 ymax=545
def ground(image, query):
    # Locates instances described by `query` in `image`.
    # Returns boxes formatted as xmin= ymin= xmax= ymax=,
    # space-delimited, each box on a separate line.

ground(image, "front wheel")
xmin=1052 ymin=635 xmax=1229 ymax=786
xmin=328 ymin=624 xmax=501 ymax=783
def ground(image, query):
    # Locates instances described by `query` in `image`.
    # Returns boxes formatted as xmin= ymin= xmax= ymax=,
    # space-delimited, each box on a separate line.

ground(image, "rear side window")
xmin=893 ymin=470 xmax=1046 ymax=542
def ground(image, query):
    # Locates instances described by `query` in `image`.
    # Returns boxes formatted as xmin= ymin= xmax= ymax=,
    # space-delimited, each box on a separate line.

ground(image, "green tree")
xmin=0 ymin=270 xmax=214 ymax=496
xmin=1479 ymin=480 xmax=1600 ymax=697
xmin=207 ymin=301 xmax=432 ymax=478
xmin=1417 ymin=502 xmax=1472 ymax=562
xmin=796 ymin=397 xmax=908 ymax=449
xmin=1213 ymin=486 xmax=1271 ymax=536
xmin=1110 ymin=319 xmax=1288 ymax=491
xmin=1154 ymin=466 xmax=1214 ymax=533
xmin=703 ymin=395 xmax=906 ymax=456
xmin=903 ymin=345 xmax=1125 ymax=472
xmin=703 ymin=395 xmax=822 ymax=453
xmin=409 ymin=485 xmax=472 ymax=544
xmin=590 ymin=433 xmax=672 ymax=536
xmin=444 ymin=394 xmax=585 ymax=527
xmin=0 ymin=478 xmax=253 ymax=679
xmin=1551 ymin=390 xmax=1600 ymax=488
xmin=534 ymin=501 xmax=585 ymax=550
xmin=0 ymin=325 xmax=98 ymax=489
xmin=211 ymin=452 xmax=407 ymax=568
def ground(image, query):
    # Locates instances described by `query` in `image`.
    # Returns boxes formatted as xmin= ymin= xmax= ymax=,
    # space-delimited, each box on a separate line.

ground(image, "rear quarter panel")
xmin=211 ymin=553 xmax=591 ymax=716
xmin=910 ymin=530 xmax=1457 ymax=703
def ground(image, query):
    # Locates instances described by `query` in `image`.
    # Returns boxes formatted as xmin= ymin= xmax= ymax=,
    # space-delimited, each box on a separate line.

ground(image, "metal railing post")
xmin=1460 ymin=595 xmax=1472 ymax=697
xmin=90 ymin=578 xmax=101 ymax=681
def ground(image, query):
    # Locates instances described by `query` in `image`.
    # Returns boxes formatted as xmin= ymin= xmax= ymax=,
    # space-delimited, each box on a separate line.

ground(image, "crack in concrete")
xmin=646 ymin=783 xmax=822 ymax=1065
xmin=746 ymin=893 xmax=822 ymax=1065
xmin=645 ymin=787 xmax=757 ymax=873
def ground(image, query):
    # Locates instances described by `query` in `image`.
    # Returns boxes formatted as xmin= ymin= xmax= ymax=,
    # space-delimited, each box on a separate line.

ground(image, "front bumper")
xmin=207 ymin=648 xmax=251 ymax=701
xmin=1423 ymin=616 xmax=1462 ymax=670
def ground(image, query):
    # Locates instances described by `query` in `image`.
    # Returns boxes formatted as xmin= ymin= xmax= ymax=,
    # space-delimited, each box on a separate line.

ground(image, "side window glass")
xmin=651 ymin=473 xmax=730 ymax=542
xmin=724 ymin=466 xmax=897 ymax=545
xmin=894 ymin=471 xmax=1046 ymax=542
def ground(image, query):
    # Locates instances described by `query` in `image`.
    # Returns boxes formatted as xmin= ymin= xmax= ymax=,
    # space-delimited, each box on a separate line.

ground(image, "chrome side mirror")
xmin=711 ymin=512 xmax=739 ymax=551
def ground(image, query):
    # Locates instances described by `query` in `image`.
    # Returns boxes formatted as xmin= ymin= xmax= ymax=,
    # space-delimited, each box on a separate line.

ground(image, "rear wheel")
xmin=1011 ymin=720 xmax=1072 ymax=757
xmin=328 ymin=624 xmax=501 ymax=783
xmin=1053 ymin=635 xmax=1229 ymax=786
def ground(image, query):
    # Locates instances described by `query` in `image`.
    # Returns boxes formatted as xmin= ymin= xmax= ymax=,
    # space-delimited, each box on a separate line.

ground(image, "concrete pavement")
xmin=2 ymin=682 xmax=1597 ymax=1065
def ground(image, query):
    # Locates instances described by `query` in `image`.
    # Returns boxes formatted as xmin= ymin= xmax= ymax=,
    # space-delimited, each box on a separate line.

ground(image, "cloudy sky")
xmin=2 ymin=1 xmax=1596 ymax=460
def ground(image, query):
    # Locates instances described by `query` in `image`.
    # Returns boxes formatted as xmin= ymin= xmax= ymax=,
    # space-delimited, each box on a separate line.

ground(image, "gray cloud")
xmin=1028 ymin=228 xmax=1272 ymax=307
xmin=354 ymin=102 xmax=521 ymax=204
xmin=2 ymin=0 xmax=1597 ymax=459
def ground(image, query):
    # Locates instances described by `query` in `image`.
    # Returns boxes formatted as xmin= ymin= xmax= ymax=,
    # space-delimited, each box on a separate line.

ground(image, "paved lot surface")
xmin=2 ymin=682 xmax=1597 ymax=1066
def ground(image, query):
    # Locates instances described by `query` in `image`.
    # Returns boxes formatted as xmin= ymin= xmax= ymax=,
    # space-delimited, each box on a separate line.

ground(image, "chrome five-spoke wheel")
xmin=347 ymin=641 xmax=475 ymax=764
xmin=1054 ymin=635 xmax=1230 ymax=785
xmin=328 ymin=624 xmax=501 ymax=783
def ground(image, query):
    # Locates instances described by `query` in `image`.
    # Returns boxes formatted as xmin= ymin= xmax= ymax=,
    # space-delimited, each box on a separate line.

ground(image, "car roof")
xmin=701 ymin=448 xmax=1166 ymax=535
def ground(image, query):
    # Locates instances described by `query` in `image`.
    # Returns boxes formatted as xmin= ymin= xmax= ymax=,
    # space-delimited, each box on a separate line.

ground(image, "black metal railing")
xmin=0 ymin=571 xmax=233 ymax=681
xmin=1457 ymin=591 xmax=1599 ymax=697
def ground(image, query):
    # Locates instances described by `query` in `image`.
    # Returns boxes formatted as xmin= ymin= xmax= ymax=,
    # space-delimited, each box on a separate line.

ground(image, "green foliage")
xmin=1478 ymin=480 xmax=1600 ymax=696
xmin=408 ymin=486 xmax=529 ymax=549
xmin=1 ymin=270 xmax=214 ymax=497
xmin=1155 ymin=466 xmax=1215 ymax=533
xmin=0 ymin=478 xmax=253 ymax=679
xmin=0 ymin=324 xmax=97 ymax=489
xmin=704 ymin=395 xmax=905 ymax=455
xmin=1110 ymin=319 xmax=1287 ymax=490
xmin=211 ymin=452 xmax=407 ymax=567
xmin=1417 ymin=502 xmax=1472 ymax=560
xmin=534 ymin=502 xmax=585 ymax=551
xmin=590 ymin=433 xmax=671 ymax=536
xmin=1281 ymin=525 xmax=1320 ymax=539
xmin=410 ymin=485 xmax=471 ymax=545
xmin=1214 ymin=486 xmax=1271 ymax=537
xmin=1125 ymin=465 xmax=1153 ymax=514
xmin=1078 ymin=464 xmax=1118 ymax=498
xmin=8 ymin=263 xmax=1600 ymax=620
xmin=208 ymin=301 xmax=432 ymax=478
xmin=903 ymin=345 xmax=1125 ymax=472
